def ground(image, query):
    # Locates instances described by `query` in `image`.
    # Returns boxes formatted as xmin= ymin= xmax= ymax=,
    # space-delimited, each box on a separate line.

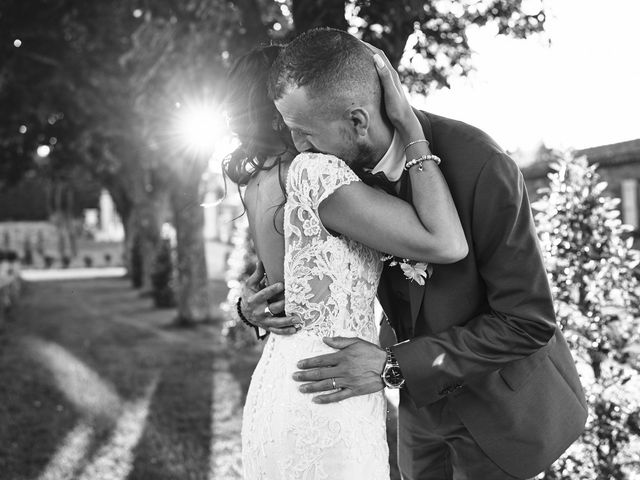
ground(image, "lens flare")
xmin=175 ymin=104 xmax=226 ymax=156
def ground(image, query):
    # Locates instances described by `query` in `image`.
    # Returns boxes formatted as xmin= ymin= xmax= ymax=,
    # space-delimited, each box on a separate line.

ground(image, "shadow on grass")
xmin=0 ymin=278 xmax=216 ymax=480
xmin=130 ymin=348 xmax=213 ymax=480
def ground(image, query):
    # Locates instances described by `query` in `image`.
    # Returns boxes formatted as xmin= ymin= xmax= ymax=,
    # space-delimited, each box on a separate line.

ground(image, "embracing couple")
xmin=223 ymin=28 xmax=587 ymax=480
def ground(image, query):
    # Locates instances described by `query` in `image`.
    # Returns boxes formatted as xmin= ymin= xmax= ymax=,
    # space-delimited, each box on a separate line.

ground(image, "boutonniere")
xmin=381 ymin=255 xmax=434 ymax=285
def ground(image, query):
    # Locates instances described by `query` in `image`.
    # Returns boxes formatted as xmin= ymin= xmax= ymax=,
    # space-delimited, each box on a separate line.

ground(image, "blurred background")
xmin=1 ymin=0 xmax=639 ymax=479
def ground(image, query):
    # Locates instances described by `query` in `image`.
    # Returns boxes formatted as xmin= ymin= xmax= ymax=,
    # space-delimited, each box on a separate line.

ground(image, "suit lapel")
xmin=400 ymin=169 xmax=428 ymax=328
xmin=380 ymin=109 xmax=434 ymax=332
xmin=376 ymin=263 xmax=394 ymax=318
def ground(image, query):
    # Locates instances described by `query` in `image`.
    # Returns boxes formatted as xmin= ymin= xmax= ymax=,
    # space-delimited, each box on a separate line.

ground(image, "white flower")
xmin=381 ymin=254 xmax=433 ymax=284
xmin=400 ymin=262 xmax=430 ymax=285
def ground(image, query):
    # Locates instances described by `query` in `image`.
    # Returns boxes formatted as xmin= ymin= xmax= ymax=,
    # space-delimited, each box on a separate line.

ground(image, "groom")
xmin=239 ymin=28 xmax=586 ymax=479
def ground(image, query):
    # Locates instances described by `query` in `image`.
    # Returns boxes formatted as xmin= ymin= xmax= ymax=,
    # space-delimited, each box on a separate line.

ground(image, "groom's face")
xmin=275 ymin=86 xmax=370 ymax=168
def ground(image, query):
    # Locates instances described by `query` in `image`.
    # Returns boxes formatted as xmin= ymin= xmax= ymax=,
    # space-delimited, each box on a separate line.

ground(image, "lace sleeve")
xmin=287 ymin=153 xmax=360 ymax=215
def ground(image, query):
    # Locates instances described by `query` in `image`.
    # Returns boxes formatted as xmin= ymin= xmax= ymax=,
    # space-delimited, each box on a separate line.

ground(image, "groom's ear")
xmin=348 ymin=107 xmax=370 ymax=137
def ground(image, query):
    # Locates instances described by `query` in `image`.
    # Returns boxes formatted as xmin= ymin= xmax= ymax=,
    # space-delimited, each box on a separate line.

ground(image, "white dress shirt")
xmin=370 ymin=130 xmax=406 ymax=183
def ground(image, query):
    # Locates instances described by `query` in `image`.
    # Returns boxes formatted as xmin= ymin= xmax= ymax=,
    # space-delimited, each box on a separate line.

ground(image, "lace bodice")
xmin=241 ymin=153 xmax=390 ymax=480
xmin=284 ymin=153 xmax=383 ymax=341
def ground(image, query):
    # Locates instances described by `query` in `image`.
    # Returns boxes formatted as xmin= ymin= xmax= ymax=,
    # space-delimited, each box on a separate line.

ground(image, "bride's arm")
xmin=319 ymin=51 xmax=467 ymax=264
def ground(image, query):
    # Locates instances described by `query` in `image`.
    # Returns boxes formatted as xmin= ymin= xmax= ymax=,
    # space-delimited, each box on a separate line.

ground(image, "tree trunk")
xmin=170 ymin=173 xmax=210 ymax=325
xmin=126 ymin=191 xmax=169 ymax=293
xmin=106 ymin=182 xmax=133 ymax=274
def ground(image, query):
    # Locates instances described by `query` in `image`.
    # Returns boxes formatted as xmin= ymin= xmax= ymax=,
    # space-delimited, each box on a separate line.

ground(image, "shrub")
xmin=533 ymin=153 xmax=640 ymax=479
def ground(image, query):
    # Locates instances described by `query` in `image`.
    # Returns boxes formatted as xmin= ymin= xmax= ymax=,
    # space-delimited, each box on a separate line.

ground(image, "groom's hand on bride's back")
xmin=293 ymin=337 xmax=387 ymax=404
xmin=241 ymin=262 xmax=303 ymax=335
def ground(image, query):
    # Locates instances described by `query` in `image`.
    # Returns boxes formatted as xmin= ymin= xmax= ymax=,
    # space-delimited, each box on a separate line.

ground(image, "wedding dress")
xmin=242 ymin=153 xmax=390 ymax=480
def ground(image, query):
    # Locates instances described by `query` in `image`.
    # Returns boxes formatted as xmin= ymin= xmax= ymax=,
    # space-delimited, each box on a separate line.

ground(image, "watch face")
xmin=384 ymin=365 xmax=404 ymax=387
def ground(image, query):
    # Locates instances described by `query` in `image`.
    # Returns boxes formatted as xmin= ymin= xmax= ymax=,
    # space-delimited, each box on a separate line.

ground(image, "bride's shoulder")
xmin=291 ymin=152 xmax=351 ymax=175
xmin=288 ymin=153 xmax=360 ymax=202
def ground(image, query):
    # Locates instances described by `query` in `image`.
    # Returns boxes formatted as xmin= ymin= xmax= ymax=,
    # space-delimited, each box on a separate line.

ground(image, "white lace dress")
xmin=241 ymin=153 xmax=390 ymax=480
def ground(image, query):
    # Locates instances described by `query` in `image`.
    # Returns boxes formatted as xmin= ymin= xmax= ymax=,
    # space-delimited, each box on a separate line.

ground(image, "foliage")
xmin=347 ymin=0 xmax=546 ymax=92
xmin=0 ymin=0 xmax=547 ymax=191
xmin=2 ymin=0 xmax=548 ymax=324
xmin=533 ymin=153 xmax=640 ymax=479
xmin=221 ymin=217 xmax=259 ymax=347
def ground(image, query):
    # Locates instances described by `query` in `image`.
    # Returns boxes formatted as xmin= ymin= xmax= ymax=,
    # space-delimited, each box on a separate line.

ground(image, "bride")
xmin=223 ymin=45 xmax=467 ymax=479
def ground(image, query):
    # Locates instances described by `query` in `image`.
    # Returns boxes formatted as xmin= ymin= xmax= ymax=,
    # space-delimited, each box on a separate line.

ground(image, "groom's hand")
xmin=293 ymin=337 xmax=387 ymax=404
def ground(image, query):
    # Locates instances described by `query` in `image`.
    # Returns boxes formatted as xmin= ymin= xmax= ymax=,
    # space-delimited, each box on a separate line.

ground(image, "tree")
xmin=151 ymin=237 xmax=177 ymax=308
xmin=2 ymin=0 xmax=547 ymax=325
xmin=292 ymin=0 xmax=546 ymax=91
xmin=533 ymin=153 xmax=640 ymax=479
xmin=1 ymin=0 xmax=168 ymax=288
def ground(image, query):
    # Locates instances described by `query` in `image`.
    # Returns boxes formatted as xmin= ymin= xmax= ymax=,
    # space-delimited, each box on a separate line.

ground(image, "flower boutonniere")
xmin=381 ymin=255 xmax=434 ymax=285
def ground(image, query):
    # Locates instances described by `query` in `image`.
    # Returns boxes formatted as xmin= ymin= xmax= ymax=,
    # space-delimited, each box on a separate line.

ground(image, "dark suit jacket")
xmin=378 ymin=111 xmax=587 ymax=478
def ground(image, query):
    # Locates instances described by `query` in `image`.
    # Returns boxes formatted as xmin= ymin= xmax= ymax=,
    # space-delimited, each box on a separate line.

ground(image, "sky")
xmin=412 ymin=0 xmax=640 ymax=155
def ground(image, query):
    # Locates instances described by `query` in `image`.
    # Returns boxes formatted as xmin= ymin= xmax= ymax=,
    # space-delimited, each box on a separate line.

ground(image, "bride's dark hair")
xmin=223 ymin=45 xmax=295 ymax=187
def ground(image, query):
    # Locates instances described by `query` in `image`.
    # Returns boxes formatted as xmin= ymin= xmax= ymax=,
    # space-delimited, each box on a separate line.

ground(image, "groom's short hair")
xmin=268 ymin=28 xmax=380 ymax=111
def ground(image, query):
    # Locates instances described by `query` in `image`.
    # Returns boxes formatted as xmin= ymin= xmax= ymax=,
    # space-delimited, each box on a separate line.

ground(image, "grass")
xmin=0 ymin=277 xmax=243 ymax=480
xmin=0 ymin=276 xmax=399 ymax=480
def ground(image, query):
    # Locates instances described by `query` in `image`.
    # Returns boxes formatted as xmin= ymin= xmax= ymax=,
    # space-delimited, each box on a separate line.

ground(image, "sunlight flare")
xmin=174 ymin=103 xmax=228 ymax=156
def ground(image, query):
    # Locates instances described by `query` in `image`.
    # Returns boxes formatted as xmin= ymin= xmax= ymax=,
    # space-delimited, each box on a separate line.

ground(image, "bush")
xmin=221 ymin=217 xmax=259 ymax=347
xmin=43 ymin=255 xmax=54 ymax=268
xmin=533 ymin=152 xmax=640 ymax=479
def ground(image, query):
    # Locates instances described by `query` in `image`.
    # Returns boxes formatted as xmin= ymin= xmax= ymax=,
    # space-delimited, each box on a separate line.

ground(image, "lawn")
xmin=0 ymin=277 xmax=249 ymax=480
xmin=0 ymin=276 xmax=399 ymax=480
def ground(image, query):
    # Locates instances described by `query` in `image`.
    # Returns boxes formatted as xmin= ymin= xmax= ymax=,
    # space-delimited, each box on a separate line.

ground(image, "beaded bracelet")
xmin=236 ymin=297 xmax=256 ymax=328
xmin=236 ymin=297 xmax=270 ymax=340
xmin=403 ymin=139 xmax=430 ymax=152
xmin=404 ymin=154 xmax=441 ymax=171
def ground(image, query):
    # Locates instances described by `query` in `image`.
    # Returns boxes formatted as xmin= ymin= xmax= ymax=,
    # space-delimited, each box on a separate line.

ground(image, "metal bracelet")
xmin=402 ymin=139 xmax=430 ymax=152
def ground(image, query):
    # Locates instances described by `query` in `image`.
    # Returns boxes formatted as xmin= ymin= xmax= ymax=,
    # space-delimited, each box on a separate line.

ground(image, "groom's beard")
xmin=349 ymin=142 xmax=377 ymax=171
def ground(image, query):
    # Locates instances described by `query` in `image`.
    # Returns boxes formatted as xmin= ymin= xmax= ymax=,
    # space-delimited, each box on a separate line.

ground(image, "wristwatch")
xmin=381 ymin=347 xmax=405 ymax=389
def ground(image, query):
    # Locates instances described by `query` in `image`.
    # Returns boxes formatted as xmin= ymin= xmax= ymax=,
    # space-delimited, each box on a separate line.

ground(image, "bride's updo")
xmin=223 ymin=45 xmax=295 ymax=186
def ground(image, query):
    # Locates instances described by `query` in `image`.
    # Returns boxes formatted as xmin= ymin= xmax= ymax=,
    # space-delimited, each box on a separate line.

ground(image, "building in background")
xmin=522 ymin=139 xmax=640 ymax=233
xmin=0 ymin=178 xmax=124 ymax=268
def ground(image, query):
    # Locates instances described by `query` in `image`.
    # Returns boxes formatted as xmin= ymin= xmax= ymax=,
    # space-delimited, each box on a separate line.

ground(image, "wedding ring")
xmin=331 ymin=377 xmax=337 ymax=389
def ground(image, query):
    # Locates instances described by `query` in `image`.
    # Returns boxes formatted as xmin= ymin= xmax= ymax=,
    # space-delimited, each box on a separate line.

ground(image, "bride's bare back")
xmin=243 ymin=158 xmax=290 ymax=288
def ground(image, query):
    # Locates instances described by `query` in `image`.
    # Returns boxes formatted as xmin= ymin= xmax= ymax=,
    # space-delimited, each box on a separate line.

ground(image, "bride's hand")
xmin=364 ymin=43 xmax=422 ymax=141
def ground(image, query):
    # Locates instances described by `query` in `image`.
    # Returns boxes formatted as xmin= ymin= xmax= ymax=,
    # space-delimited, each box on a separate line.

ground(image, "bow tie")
xmin=356 ymin=170 xmax=398 ymax=195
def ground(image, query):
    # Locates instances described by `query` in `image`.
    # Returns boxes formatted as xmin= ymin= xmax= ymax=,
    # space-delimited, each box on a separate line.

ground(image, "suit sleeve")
xmin=392 ymin=153 xmax=557 ymax=407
